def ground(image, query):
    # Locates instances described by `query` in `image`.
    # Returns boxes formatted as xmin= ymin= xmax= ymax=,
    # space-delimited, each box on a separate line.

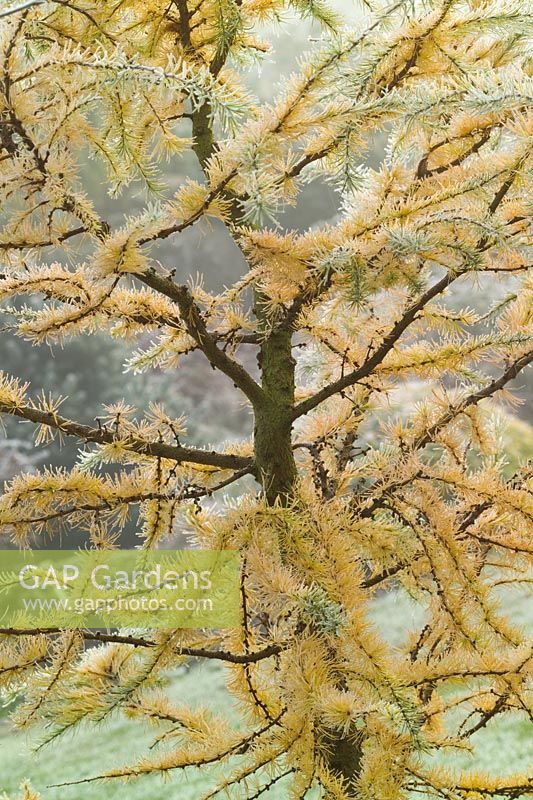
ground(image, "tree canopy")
xmin=0 ymin=0 xmax=532 ymax=798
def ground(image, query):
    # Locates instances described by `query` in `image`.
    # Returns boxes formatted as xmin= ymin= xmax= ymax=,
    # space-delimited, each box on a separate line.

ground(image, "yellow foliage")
xmin=0 ymin=0 xmax=532 ymax=797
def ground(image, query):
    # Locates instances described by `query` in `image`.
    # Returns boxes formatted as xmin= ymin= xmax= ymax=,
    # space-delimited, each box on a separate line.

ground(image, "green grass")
xmin=0 ymin=662 xmax=241 ymax=800
xmin=1 ymin=587 xmax=531 ymax=799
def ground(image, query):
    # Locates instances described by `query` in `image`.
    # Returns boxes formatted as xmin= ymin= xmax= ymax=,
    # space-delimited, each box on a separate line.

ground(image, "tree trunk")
xmin=254 ymin=327 xmax=297 ymax=504
xmin=192 ymin=101 xmax=215 ymax=170
xmin=320 ymin=728 xmax=364 ymax=795
xmin=254 ymin=324 xmax=363 ymax=793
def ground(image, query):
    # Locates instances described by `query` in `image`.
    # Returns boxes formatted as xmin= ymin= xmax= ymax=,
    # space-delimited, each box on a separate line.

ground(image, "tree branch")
xmin=0 ymin=628 xmax=283 ymax=663
xmin=360 ymin=563 xmax=406 ymax=588
xmin=137 ymin=268 xmax=265 ymax=406
xmin=0 ymin=226 xmax=88 ymax=251
xmin=0 ymin=400 xmax=253 ymax=470
xmin=290 ymin=154 xmax=524 ymax=420
xmin=0 ymin=0 xmax=45 ymax=18
xmin=138 ymin=168 xmax=239 ymax=244
xmin=416 ymin=348 xmax=533 ymax=448
xmin=291 ymin=270 xmax=458 ymax=419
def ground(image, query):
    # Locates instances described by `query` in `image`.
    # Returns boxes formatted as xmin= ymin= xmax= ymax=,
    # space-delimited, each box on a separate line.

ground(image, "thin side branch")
xmin=0 ymin=0 xmax=45 ymax=18
xmin=291 ymin=270 xmax=457 ymax=419
xmin=417 ymin=349 xmax=533 ymax=448
xmin=0 ymin=628 xmax=284 ymax=663
xmin=137 ymin=269 xmax=265 ymax=406
xmin=0 ymin=400 xmax=253 ymax=470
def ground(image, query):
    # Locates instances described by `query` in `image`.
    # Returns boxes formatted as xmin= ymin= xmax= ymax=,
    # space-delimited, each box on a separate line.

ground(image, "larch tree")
xmin=0 ymin=0 xmax=532 ymax=798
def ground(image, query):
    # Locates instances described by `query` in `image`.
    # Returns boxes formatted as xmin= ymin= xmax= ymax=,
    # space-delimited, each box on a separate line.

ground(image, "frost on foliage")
xmin=0 ymin=0 xmax=532 ymax=798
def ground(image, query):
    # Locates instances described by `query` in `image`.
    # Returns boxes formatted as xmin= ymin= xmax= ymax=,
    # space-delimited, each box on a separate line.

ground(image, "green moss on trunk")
xmin=254 ymin=328 xmax=297 ymax=504
xmin=255 ymin=326 xmax=363 ymax=794
xmin=192 ymin=102 xmax=215 ymax=169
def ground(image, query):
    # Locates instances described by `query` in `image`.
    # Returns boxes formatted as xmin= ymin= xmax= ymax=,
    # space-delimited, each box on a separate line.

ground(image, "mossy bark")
xmin=255 ymin=326 xmax=363 ymax=793
xmin=254 ymin=327 xmax=297 ymax=504
xmin=320 ymin=727 xmax=364 ymax=796
xmin=192 ymin=102 xmax=215 ymax=170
